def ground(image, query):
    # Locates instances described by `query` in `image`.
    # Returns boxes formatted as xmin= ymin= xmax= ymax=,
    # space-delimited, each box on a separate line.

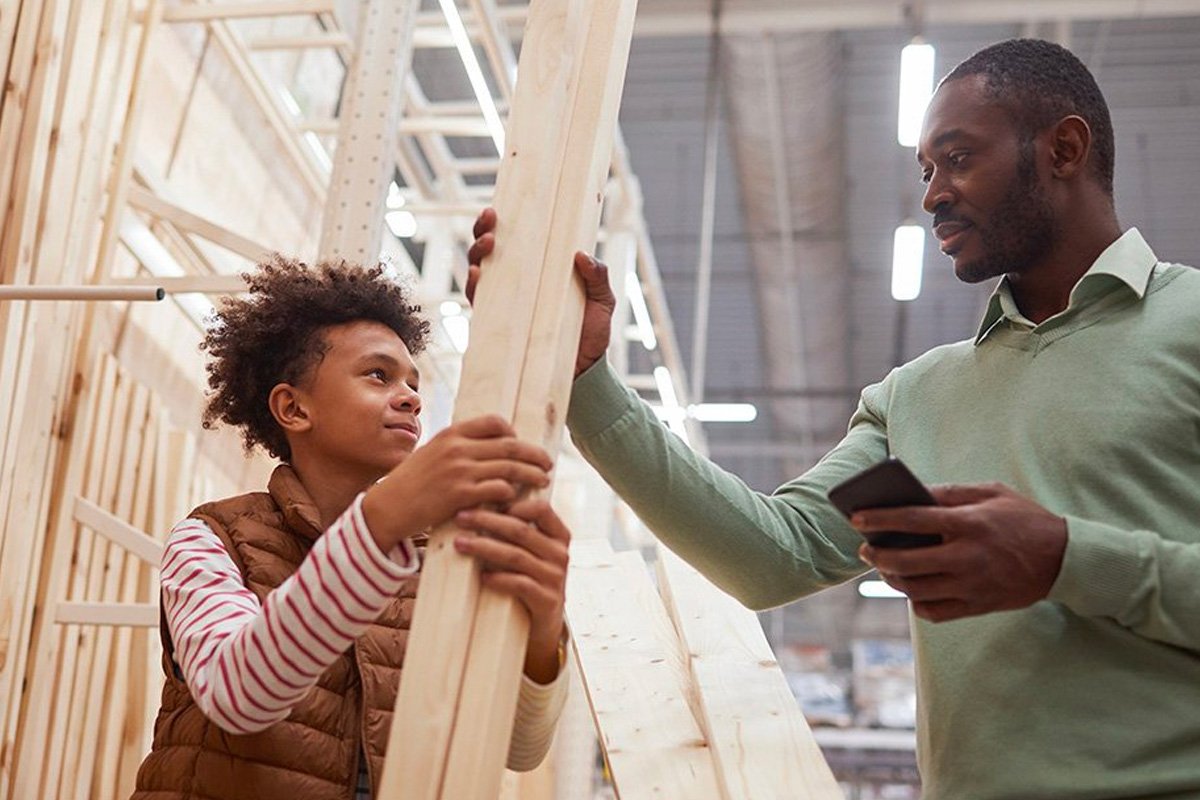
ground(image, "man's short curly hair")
xmin=943 ymin=38 xmax=1115 ymax=197
xmin=201 ymin=255 xmax=431 ymax=461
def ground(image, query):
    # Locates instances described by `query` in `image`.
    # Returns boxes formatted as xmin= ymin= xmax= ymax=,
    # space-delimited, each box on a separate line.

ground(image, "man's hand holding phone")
xmin=829 ymin=460 xmax=1070 ymax=623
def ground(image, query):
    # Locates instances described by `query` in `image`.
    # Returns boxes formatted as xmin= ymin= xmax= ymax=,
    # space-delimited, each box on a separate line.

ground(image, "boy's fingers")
xmin=457 ymin=536 xmax=560 ymax=585
xmin=471 ymin=460 xmax=550 ymax=489
xmin=454 ymin=413 xmax=514 ymax=439
xmin=463 ymin=437 xmax=552 ymax=470
xmin=503 ymin=499 xmax=570 ymax=544
xmin=457 ymin=507 xmax=569 ymax=564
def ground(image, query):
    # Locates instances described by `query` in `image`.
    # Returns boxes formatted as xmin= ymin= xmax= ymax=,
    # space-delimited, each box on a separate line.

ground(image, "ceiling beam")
xmin=414 ymin=0 xmax=1200 ymax=42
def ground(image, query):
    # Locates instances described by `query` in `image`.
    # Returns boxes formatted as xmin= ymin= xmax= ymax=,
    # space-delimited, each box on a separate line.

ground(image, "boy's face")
xmin=295 ymin=320 xmax=422 ymax=481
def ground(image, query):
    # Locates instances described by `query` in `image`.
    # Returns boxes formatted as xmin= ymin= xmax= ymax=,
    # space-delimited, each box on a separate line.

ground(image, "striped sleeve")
xmin=506 ymin=640 xmax=571 ymax=771
xmin=161 ymin=493 xmax=418 ymax=735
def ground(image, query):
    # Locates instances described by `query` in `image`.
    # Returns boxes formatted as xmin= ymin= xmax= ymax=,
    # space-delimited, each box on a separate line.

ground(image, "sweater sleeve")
xmin=566 ymin=359 xmax=884 ymax=610
xmin=1048 ymin=518 xmax=1200 ymax=653
xmin=161 ymin=493 xmax=418 ymax=734
xmin=505 ymin=643 xmax=571 ymax=771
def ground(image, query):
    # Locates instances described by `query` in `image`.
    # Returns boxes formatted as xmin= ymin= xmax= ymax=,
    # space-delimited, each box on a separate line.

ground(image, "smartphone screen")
xmin=826 ymin=458 xmax=942 ymax=548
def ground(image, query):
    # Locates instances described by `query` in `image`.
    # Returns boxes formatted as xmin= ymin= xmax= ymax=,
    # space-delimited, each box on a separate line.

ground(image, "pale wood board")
xmin=8 ymin=354 xmax=118 ymax=798
xmin=379 ymin=0 xmax=591 ymax=795
xmin=566 ymin=540 xmax=724 ymax=799
xmin=440 ymin=0 xmax=640 ymax=796
xmin=656 ymin=549 xmax=844 ymax=800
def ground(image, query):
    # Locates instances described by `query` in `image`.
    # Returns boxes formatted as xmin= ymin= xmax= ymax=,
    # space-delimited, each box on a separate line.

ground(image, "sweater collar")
xmin=974 ymin=228 xmax=1158 ymax=345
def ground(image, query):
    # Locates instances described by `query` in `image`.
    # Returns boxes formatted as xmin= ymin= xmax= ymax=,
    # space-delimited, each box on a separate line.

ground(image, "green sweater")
xmin=567 ymin=229 xmax=1200 ymax=799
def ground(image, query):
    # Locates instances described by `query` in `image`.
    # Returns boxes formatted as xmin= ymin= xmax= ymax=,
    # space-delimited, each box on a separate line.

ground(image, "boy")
xmin=134 ymin=256 xmax=570 ymax=799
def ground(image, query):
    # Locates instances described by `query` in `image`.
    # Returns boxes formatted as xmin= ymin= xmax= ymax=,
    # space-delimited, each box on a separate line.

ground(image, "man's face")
xmin=917 ymin=75 xmax=1056 ymax=283
xmin=294 ymin=320 xmax=422 ymax=481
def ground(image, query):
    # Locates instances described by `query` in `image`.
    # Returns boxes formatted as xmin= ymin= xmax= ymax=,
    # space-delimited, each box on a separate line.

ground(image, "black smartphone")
xmin=826 ymin=457 xmax=942 ymax=549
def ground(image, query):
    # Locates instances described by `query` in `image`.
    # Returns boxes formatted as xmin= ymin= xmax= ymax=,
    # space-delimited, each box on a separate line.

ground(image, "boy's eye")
xmin=368 ymin=368 xmax=387 ymax=381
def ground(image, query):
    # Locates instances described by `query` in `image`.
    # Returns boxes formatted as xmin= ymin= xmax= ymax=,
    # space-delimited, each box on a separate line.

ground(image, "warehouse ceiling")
xmin=616 ymin=8 xmax=1200 ymax=498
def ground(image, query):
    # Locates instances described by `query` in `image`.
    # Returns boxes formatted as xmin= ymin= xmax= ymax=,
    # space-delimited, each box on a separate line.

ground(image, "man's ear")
xmin=1049 ymin=115 xmax=1092 ymax=181
xmin=268 ymin=383 xmax=313 ymax=435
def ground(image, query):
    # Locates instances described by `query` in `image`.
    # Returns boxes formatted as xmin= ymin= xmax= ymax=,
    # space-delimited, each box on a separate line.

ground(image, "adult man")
xmin=471 ymin=38 xmax=1200 ymax=798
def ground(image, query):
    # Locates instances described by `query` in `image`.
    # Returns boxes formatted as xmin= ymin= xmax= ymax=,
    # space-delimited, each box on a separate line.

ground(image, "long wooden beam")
xmin=127 ymin=186 xmax=275 ymax=264
xmin=566 ymin=541 xmax=723 ymax=799
xmin=161 ymin=0 xmax=334 ymax=23
xmin=72 ymin=497 xmax=164 ymax=566
xmin=54 ymin=602 xmax=159 ymax=627
xmin=656 ymin=550 xmax=844 ymax=799
xmin=381 ymin=1 xmax=640 ymax=798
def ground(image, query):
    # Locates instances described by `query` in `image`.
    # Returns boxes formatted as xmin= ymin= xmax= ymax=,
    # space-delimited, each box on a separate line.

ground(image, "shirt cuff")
xmin=347 ymin=493 xmax=421 ymax=579
xmin=1047 ymin=516 xmax=1148 ymax=619
xmin=566 ymin=358 xmax=639 ymax=439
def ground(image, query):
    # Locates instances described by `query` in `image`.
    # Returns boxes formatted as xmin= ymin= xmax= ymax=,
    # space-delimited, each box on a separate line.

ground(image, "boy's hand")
xmin=362 ymin=414 xmax=552 ymax=551
xmin=467 ymin=207 xmax=617 ymax=378
xmin=453 ymin=498 xmax=570 ymax=684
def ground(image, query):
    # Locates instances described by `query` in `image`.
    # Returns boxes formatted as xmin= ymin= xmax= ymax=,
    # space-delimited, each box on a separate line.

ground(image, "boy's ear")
xmin=268 ymin=383 xmax=313 ymax=435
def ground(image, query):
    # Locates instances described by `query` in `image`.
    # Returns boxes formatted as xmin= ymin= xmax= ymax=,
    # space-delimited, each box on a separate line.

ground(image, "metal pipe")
xmin=0 ymin=286 xmax=164 ymax=302
xmin=690 ymin=0 xmax=723 ymax=405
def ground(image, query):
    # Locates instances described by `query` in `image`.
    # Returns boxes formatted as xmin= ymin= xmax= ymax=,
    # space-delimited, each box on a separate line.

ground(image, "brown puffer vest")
xmin=133 ymin=466 xmax=422 ymax=800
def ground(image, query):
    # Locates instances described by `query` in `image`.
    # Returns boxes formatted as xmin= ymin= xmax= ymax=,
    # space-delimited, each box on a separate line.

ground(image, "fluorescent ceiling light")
xmin=624 ymin=270 xmax=657 ymax=351
xmin=386 ymin=210 xmax=418 ymax=238
xmin=891 ymin=224 xmax=925 ymax=302
xmin=858 ymin=580 xmax=907 ymax=599
xmin=653 ymin=366 xmax=691 ymax=444
xmin=442 ymin=314 xmax=469 ymax=353
xmin=688 ymin=403 xmax=757 ymax=423
xmin=119 ymin=216 xmax=216 ymax=327
xmin=438 ymin=0 xmax=506 ymax=154
xmin=654 ymin=366 xmax=679 ymax=409
xmin=897 ymin=42 xmax=935 ymax=148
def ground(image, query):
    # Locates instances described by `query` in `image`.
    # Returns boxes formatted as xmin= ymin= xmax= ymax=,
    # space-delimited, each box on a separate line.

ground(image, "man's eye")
xmin=920 ymin=171 xmax=932 ymax=184
xmin=369 ymin=369 xmax=387 ymax=381
xmin=949 ymin=152 xmax=968 ymax=167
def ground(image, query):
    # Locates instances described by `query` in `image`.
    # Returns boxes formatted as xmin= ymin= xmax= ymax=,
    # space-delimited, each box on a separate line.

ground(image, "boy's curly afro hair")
xmin=201 ymin=255 xmax=431 ymax=461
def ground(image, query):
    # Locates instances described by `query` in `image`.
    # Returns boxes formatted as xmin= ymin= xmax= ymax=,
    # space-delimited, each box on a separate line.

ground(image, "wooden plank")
xmin=440 ymin=0 xmax=639 ymax=795
xmin=93 ymin=404 xmax=160 ymax=800
xmin=206 ymin=21 xmax=326 ymax=200
xmin=247 ymin=32 xmax=351 ymax=50
xmin=161 ymin=0 xmax=335 ymax=22
xmin=379 ymin=0 xmax=591 ymax=794
xmin=44 ymin=365 xmax=132 ymax=797
xmin=317 ymin=0 xmax=418 ymax=263
xmin=565 ymin=540 xmax=723 ymax=799
xmin=9 ymin=354 xmax=118 ymax=799
xmin=53 ymin=602 xmax=159 ymax=627
xmin=59 ymin=379 xmax=149 ymax=798
xmin=0 ymin=351 xmax=103 ymax=798
xmin=655 ymin=550 xmax=844 ymax=800
xmin=73 ymin=494 xmax=163 ymax=567
xmin=127 ymin=185 xmax=274 ymax=263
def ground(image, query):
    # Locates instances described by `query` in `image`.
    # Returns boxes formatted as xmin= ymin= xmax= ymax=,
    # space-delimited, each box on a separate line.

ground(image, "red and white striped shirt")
xmin=160 ymin=492 xmax=566 ymax=769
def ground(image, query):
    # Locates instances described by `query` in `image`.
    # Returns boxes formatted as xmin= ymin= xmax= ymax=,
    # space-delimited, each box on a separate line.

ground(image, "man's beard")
xmin=957 ymin=140 xmax=1056 ymax=284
